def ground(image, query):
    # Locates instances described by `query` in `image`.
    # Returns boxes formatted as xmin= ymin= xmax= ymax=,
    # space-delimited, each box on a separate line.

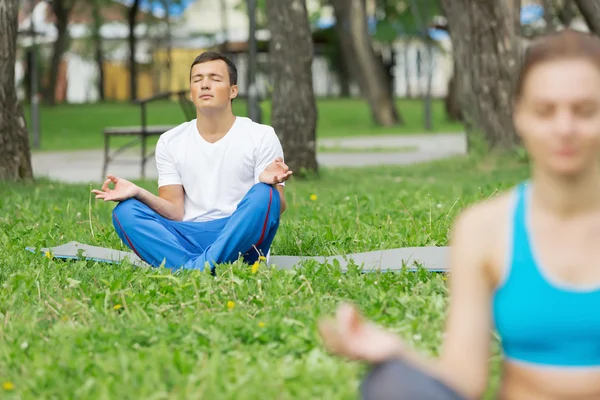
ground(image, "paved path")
xmin=31 ymin=132 xmax=467 ymax=184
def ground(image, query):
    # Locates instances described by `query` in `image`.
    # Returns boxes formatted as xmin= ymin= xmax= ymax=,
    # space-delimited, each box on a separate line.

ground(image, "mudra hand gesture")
xmin=259 ymin=157 xmax=293 ymax=185
xmin=91 ymin=175 xmax=140 ymax=202
xmin=318 ymin=303 xmax=405 ymax=364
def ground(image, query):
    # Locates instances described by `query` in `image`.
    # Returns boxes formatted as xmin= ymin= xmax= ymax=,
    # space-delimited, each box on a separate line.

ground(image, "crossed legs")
xmin=112 ymin=183 xmax=281 ymax=272
xmin=361 ymin=359 xmax=467 ymax=400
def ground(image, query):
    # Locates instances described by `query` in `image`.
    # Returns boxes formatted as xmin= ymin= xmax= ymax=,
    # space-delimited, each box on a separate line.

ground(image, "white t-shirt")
xmin=155 ymin=116 xmax=285 ymax=222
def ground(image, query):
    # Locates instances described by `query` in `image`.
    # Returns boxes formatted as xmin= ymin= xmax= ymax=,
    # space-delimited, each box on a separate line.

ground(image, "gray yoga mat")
xmin=25 ymin=241 xmax=450 ymax=272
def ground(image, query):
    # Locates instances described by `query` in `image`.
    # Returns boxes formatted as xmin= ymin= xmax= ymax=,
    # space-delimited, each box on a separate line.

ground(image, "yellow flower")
xmin=258 ymin=321 xmax=265 ymax=328
xmin=258 ymin=255 xmax=267 ymax=262
xmin=45 ymin=251 xmax=52 ymax=259
xmin=309 ymin=194 xmax=317 ymax=201
xmin=113 ymin=304 xmax=122 ymax=310
xmin=251 ymin=261 xmax=260 ymax=274
xmin=227 ymin=301 xmax=235 ymax=310
xmin=2 ymin=382 xmax=14 ymax=390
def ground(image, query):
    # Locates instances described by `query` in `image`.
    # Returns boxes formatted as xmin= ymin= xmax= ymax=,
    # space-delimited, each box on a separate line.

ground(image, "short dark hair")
xmin=189 ymin=51 xmax=238 ymax=85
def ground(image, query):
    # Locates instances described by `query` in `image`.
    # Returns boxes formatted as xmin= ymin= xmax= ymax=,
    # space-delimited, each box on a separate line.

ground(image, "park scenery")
xmin=1 ymin=0 xmax=599 ymax=399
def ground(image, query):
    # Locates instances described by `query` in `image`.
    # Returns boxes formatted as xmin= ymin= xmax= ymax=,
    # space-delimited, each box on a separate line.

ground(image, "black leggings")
xmin=361 ymin=358 xmax=468 ymax=400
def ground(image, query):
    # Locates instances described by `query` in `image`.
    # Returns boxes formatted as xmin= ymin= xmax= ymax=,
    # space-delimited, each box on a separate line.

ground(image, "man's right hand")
xmin=92 ymin=175 xmax=140 ymax=202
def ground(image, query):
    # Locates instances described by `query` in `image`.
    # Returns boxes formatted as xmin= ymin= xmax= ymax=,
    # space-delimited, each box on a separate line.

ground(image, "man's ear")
xmin=230 ymin=85 xmax=239 ymax=100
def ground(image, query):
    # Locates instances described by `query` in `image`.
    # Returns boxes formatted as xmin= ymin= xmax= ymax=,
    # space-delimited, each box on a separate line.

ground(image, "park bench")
xmin=101 ymin=90 xmax=195 ymax=180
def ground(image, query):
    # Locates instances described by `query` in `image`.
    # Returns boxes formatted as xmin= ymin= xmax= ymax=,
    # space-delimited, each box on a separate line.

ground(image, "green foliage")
xmin=372 ymin=0 xmax=443 ymax=43
xmin=0 ymin=155 xmax=529 ymax=398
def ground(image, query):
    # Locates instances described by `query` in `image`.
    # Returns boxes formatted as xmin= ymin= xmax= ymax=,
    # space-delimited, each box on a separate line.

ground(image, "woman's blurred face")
xmin=514 ymin=58 xmax=600 ymax=178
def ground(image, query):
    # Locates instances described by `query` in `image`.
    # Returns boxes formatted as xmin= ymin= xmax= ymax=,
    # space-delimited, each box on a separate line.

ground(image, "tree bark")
xmin=574 ymin=0 xmax=600 ymax=34
xmin=46 ymin=0 xmax=76 ymax=105
xmin=92 ymin=0 xmax=104 ymax=101
xmin=128 ymin=0 xmax=140 ymax=102
xmin=0 ymin=0 xmax=34 ymax=181
xmin=162 ymin=0 xmax=172 ymax=93
xmin=445 ymin=68 xmax=462 ymax=122
xmin=542 ymin=0 xmax=556 ymax=32
xmin=330 ymin=0 xmax=403 ymax=126
xmin=266 ymin=0 xmax=318 ymax=175
xmin=440 ymin=0 xmax=522 ymax=151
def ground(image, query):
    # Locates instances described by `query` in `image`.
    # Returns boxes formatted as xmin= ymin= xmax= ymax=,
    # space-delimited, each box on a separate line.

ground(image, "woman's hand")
xmin=318 ymin=302 xmax=405 ymax=364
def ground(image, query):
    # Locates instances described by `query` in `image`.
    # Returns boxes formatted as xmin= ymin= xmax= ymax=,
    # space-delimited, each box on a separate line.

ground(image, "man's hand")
xmin=259 ymin=157 xmax=293 ymax=185
xmin=91 ymin=175 xmax=140 ymax=202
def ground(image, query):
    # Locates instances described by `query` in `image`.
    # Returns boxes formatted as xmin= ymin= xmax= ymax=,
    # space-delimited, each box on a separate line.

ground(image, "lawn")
xmin=0 ymin=154 xmax=529 ymax=399
xmin=22 ymin=98 xmax=464 ymax=152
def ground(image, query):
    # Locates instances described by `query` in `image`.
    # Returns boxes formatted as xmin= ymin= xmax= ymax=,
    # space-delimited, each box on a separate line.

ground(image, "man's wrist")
xmin=133 ymin=186 xmax=144 ymax=200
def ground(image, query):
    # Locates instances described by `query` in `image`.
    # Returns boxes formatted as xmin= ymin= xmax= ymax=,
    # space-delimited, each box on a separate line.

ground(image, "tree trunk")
xmin=403 ymin=44 xmax=412 ymax=98
xmin=0 ymin=0 xmax=34 ymax=181
xmin=266 ymin=0 xmax=318 ymax=175
xmin=574 ymin=0 xmax=600 ymax=34
xmin=542 ymin=0 xmax=556 ymax=32
xmin=330 ymin=0 xmax=403 ymax=126
xmin=445 ymin=69 xmax=462 ymax=121
xmin=92 ymin=0 xmax=104 ymax=101
xmin=556 ymin=0 xmax=579 ymax=27
xmin=162 ymin=0 xmax=172 ymax=93
xmin=128 ymin=0 xmax=140 ymax=102
xmin=46 ymin=0 xmax=75 ymax=105
xmin=440 ymin=0 xmax=522 ymax=151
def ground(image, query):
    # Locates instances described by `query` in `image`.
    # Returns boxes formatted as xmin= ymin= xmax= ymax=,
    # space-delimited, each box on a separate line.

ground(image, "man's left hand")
xmin=259 ymin=157 xmax=293 ymax=185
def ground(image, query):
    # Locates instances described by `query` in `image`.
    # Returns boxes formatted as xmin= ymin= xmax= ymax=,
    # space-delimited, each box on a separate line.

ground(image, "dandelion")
xmin=113 ymin=304 xmax=122 ymax=310
xmin=227 ymin=301 xmax=235 ymax=310
xmin=309 ymin=194 xmax=317 ymax=201
xmin=45 ymin=251 xmax=52 ymax=259
xmin=258 ymin=255 xmax=267 ymax=262
xmin=2 ymin=382 xmax=14 ymax=391
xmin=251 ymin=261 xmax=260 ymax=274
xmin=258 ymin=321 xmax=265 ymax=328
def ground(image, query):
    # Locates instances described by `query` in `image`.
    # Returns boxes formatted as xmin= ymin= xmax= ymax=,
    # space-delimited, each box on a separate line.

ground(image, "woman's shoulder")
xmin=459 ymin=188 xmax=517 ymax=230
xmin=449 ymin=186 xmax=520 ymax=278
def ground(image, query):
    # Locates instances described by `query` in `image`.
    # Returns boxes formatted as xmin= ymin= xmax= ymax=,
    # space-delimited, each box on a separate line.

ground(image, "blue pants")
xmin=111 ymin=183 xmax=281 ymax=272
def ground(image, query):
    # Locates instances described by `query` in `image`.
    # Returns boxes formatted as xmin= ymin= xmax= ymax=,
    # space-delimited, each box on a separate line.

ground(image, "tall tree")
xmin=0 ymin=0 xmax=34 ymax=181
xmin=440 ymin=0 xmax=522 ymax=150
xmin=46 ymin=0 xmax=78 ymax=105
xmin=329 ymin=0 xmax=403 ymax=127
xmin=91 ymin=0 xmax=105 ymax=101
xmin=574 ymin=0 xmax=600 ymax=34
xmin=128 ymin=0 xmax=141 ymax=101
xmin=556 ymin=0 xmax=579 ymax=27
xmin=266 ymin=0 xmax=318 ymax=174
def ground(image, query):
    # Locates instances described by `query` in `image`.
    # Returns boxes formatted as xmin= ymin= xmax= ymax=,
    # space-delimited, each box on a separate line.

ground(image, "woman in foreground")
xmin=319 ymin=29 xmax=600 ymax=400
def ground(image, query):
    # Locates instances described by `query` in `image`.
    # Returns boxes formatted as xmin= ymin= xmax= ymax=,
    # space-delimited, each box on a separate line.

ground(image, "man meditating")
xmin=92 ymin=51 xmax=292 ymax=272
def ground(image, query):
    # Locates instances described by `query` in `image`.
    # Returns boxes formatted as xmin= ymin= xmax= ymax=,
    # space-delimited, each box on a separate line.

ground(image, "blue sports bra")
xmin=492 ymin=182 xmax=600 ymax=367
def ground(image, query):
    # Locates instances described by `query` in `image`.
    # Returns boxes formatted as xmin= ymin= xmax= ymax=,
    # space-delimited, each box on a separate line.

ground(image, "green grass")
xmin=22 ymin=98 xmax=464 ymax=152
xmin=0 ymin=154 xmax=529 ymax=399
